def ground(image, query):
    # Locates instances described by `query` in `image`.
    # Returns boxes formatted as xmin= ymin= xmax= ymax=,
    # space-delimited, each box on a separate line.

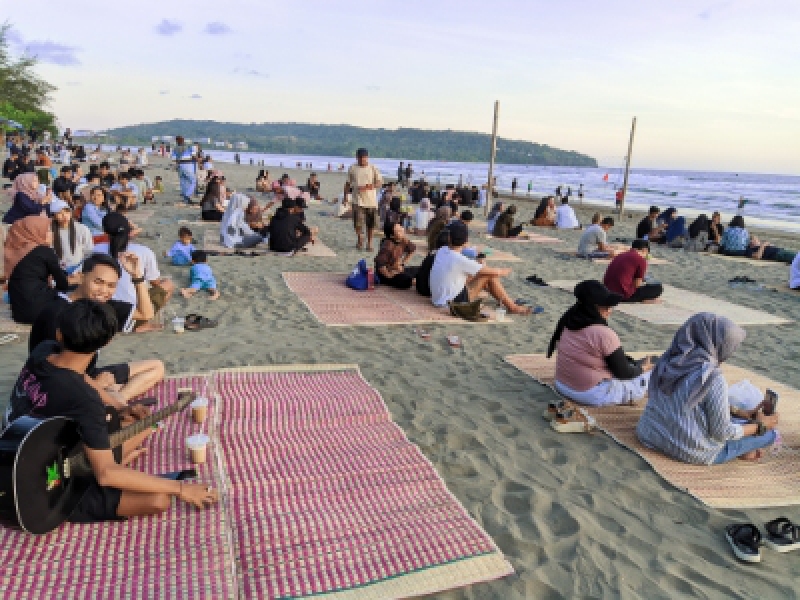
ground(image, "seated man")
xmin=110 ymin=172 xmax=138 ymax=210
xmin=29 ymin=252 xmax=163 ymax=408
xmin=267 ymin=198 xmax=314 ymax=253
xmin=307 ymin=172 xmax=322 ymax=200
xmin=429 ymin=222 xmax=531 ymax=315
xmin=555 ymin=197 xmax=581 ymax=229
xmin=636 ymin=205 xmax=666 ymax=242
xmin=603 ymin=240 xmax=663 ymax=303
xmin=52 ymin=165 xmax=76 ymax=202
xmin=9 ymin=299 xmax=218 ymax=523
xmin=375 ymin=221 xmax=417 ymax=289
xmin=577 ymin=217 xmax=616 ymax=257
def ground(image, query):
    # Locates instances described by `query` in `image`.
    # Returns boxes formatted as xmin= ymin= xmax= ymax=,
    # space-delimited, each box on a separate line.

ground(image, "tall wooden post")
xmin=485 ymin=101 xmax=499 ymax=217
xmin=618 ymin=116 xmax=637 ymax=216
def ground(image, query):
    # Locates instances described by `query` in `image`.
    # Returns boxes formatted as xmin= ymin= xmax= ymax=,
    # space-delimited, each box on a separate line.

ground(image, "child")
xmin=153 ymin=175 xmax=164 ymax=194
xmin=166 ymin=227 xmax=195 ymax=266
xmin=181 ymin=250 xmax=219 ymax=300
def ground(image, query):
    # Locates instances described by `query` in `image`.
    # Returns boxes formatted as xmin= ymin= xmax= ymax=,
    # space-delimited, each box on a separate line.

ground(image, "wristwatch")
xmin=756 ymin=421 xmax=767 ymax=436
xmin=131 ymin=276 xmax=145 ymax=285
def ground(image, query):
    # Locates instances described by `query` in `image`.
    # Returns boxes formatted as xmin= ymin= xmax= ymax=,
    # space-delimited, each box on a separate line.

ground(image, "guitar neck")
xmin=109 ymin=391 xmax=195 ymax=448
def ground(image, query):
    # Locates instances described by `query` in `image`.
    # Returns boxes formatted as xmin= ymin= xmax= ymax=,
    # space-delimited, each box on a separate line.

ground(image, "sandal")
xmin=725 ymin=523 xmax=762 ymax=563
xmin=764 ymin=517 xmax=800 ymax=553
xmin=184 ymin=314 xmax=218 ymax=331
xmin=550 ymin=408 xmax=596 ymax=433
xmin=542 ymin=399 xmax=574 ymax=421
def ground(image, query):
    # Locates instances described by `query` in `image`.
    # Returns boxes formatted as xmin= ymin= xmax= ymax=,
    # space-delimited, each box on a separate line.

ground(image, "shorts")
xmin=190 ymin=275 xmax=217 ymax=291
xmin=68 ymin=479 xmax=123 ymax=523
xmin=88 ymin=362 xmax=131 ymax=385
xmin=353 ymin=206 xmax=377 ymax=231
xmin=452 ymin=286 xmax=470 ymax=303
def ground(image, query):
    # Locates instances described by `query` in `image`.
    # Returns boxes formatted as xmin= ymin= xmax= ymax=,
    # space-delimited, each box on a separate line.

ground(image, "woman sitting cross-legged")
xmin=636 ymin=313 xmax=778 ymax=464
xmin=375 ymin=221 xmax=418 ymax=289
xmin=492 ymin=205 xmax=524 ymax=238
xmin=50 ymin=198 xmax=94 ymax=274
xmin=548 ymin=280 xmax=654 ymax=406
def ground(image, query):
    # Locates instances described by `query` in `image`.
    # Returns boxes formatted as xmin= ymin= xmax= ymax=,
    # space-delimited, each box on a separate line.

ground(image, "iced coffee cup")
xmin=172 ymin=317 xmax=185 ymax=334
xmin=187 ymin=433 xmax=210 ymax=464
xmin=191 ymin=397 xmax=209 ymax=424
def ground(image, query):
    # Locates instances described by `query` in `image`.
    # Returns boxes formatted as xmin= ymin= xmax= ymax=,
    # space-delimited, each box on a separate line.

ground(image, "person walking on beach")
xmin=511 ymin=178 xmax=518 ymax=196
xmin=172 ymin=136 xmax=197 ymax=205
xmin=405 ymin=163 xmax=413 ymax=186
xmin=346 ymin=148 xmax=382 ymax=251
xmin=397 ymin=162 xmax=405 ymax=187
xmin=527 ymin=181 xmax=532 ymax=196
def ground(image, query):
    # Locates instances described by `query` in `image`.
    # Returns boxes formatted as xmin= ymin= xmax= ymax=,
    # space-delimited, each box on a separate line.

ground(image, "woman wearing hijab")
xmin=219 ymin=193 xmax=264 ymax=249
xmin=532 ymin=196 xmax=556 ymax=227
xmin=685 ymin=214 xmax=710 ymax=252
xmin=3 ymin=172 xmax=52 ymax=225
xmin=636 ymin=313 xmax=779 ymax=464
xmin=548 ymin=280 xmax=654 ymax=406
xmin=426 ymin=206 xmax=452 ymax=252
xmin=6 ymin=215 xmax=71 ymax=324
xmin=487 ymin=201 xmax=504 ymax=234
xmin=50 ymin=198 xmax=93 ymax=273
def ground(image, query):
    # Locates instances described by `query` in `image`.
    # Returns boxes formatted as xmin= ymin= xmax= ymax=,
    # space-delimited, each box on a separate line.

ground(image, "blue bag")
xmin=345 ymin=259 xmax=378 ymax=291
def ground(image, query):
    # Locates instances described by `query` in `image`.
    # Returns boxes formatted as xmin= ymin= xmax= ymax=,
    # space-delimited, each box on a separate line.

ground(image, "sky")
xmin=4 ymin=0 xmax=800 ymax=174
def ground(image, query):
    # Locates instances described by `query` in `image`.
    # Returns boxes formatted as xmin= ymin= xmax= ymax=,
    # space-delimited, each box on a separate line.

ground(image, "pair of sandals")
xmin=725 ymin=518 xmax=800 ymax=563
xmin=729 ymin=276 xmax=758 ymax=284
xmin=525 ymin=274 xmax=549 ymax=287
xmin=184 ymin=314 xmax=218 ymax=331
xmin=542 ymin=399 xmax=597 ymax=433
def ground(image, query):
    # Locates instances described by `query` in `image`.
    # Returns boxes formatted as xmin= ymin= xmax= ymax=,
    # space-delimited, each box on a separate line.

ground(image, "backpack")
xmin=345 ymin=259 xmax=378 ymax=291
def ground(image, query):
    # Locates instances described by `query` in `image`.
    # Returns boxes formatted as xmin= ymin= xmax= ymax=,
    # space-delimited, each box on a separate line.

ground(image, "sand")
xmin=2 ymin=155 xmax=800 ymax=599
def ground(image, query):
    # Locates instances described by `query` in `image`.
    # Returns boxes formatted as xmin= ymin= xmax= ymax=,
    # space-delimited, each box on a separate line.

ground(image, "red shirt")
xmin=603 ymin=249 xmax=647 ymax=299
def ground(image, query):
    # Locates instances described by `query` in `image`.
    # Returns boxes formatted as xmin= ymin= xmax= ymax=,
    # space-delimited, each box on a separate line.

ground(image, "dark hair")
xmin=51 ymin=213 xmax=76 ymax=260
xmin=99 ymin=161 xmax=110 ymax=169
xmin=601 ymin=217 xmax=615 ymax=226
xmin=82 ymin=252 xmax=122 ymax=278
xmin=57 ymin=299 xmax=118 ymax=354
xmin=117 ymin=172 xmax=130 ymax=180
xmin=191 ymin=250 xmax=207 ymax=263
xmin=383 ymin=219 xmax=399 ymax=240
xmin=730 ymin=215 xmax=745 ymax=228
xmin=178 ymin=226 xmax=192 ymax=238
xmin=649 ymin=205 xmax=660 ymax=215
xmin=632 ymin=239 xmax=650 ymax=251
xmin=87 ymin=173 xmax=100 ymax=181
xmin=460 ymin=210 xmax=474 ymax=222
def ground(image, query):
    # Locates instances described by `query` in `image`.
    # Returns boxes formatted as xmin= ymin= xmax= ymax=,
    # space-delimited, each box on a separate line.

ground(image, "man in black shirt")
xmin=53 ymin=165 xmax=76 ymax=201
xmin=30 ymin=253 xmax=163 ymax=409
xmin=267 ymin=198 xmax=314 ymax=253
xmin=10 ymin=300 xmax=218 ymax=523
xmin=636 ymin=205 xmax=666 ymax=242
xmin=99 ymin=161 xmax=116 ymax=187
xmin=2 ymin=148 xmax=18 ymax=179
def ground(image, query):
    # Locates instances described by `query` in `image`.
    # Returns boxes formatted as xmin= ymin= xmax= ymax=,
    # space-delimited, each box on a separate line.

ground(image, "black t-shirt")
xmin=29 ymin=295 xmax=133 ymax=355
xmin=267 ymin=211 xmax=310 ymax=252
xmin=636 ymin=216 xmax=654 ymax=240
xmin=101 ymin=174 xmax=116 ymax=187
xmin=9 ymin=341 xmax=110 ymax=451
xmin=8 ymin=246 xmax=70 ymax=324
xmin=52 ymin=176 xmax=75 ymax=196
xmin=2 ymin=157 xmax=17 ymax=178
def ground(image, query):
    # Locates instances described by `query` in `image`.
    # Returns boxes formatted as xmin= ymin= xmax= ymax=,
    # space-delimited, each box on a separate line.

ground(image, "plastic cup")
xmin=496 ymin=308 xmax=507 ymax=322
xmin=187 ymin=433 xmax=210 ymax=464
xmin=191 ymin=397 xmax=209 ymax=424
xmin=172 ymin=317 xmax=185 ymax=334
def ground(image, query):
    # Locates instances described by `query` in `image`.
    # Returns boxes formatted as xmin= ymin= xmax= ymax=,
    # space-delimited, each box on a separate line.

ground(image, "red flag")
xmin=602 ymin=173 xmax=609 ymax=182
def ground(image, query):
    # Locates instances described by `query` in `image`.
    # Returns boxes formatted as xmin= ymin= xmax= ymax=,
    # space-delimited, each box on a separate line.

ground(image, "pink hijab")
xmin=10 ymin=173 xmax=46 ymax=202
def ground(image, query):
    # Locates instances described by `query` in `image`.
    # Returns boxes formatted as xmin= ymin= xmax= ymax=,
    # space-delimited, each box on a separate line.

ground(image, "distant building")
xmin=197 ymin=137 xmax=212 ymax=144
xmin=151 ymin=136 xmax=160 ymax=142
xmin=214 ymin=141 xmax=227 ymax=148
xmin=235 ymin=141 xmax=248 ymax=150
xmin=72 ymin=130 xmax=95 ymax=138
xmin=160 ymin=135 xmax=174 ymax=143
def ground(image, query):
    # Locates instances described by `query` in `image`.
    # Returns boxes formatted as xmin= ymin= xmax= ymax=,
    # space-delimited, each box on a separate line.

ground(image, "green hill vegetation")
xmin=105 ymin=119 xmax=598 ymax=167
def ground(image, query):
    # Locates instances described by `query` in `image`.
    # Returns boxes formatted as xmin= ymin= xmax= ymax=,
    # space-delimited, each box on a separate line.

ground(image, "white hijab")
xmin=220 ymin=193 xmax=253 ymax=248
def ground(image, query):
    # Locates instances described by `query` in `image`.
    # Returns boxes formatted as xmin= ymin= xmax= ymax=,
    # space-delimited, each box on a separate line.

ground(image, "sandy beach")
xmin=2 ymin=154 xmax=799 ymax=599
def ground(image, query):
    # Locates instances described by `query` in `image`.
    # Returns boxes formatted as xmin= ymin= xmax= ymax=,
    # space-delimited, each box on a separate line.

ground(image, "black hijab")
xmin=688 ymin=214 xmax=709 ymax=239
xmin=547 ymin=280 xmax=622 ymax=357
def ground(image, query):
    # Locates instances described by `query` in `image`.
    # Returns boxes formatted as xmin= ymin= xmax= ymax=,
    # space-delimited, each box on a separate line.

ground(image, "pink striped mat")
xmin=0 ymin=375 xmax=236 ymax=600
xmin=283 ymin=271 xmax=511 ymax=326
xmin=214 ymin=365 xmax=513 ymax=598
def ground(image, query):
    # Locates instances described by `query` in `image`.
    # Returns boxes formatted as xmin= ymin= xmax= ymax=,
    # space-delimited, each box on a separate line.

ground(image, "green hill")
xmin=105 ymin=120 xmax=597 ymax=168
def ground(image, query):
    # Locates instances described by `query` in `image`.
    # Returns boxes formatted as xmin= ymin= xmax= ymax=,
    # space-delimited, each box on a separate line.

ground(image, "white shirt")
xmin=790 ymin=253 xmax=800 ymax=289
xmin=94 ymin=242 xmax=160 ymax=326
xmin=429 ymin=247 xmax=483 ymax=307
xmin=555 ymin=204 xmax=580 ymax=229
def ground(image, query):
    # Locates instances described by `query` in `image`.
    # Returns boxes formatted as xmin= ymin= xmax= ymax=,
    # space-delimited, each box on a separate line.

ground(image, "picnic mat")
xmin=203 ymin=230 xmax=336 ymax=257
xmin=554 ymin=251 xmax=670 ymax=265
xmin=214 ymin=364 xmax=514 ymax=598
xmin=408 ymin=237 xmax=520 ymax=262
xmin=483 ymin=233 xmax=564 ymax=244
xmin=282 ymin=271 xmax=511 ymax=326
xmin=547 ymin=280 xmax=791 ymax=326
xmin=0 ymin=374 xmax=237 ymax=600
xmin=504 ymin=353 xmax=800 ymax=509
xmin=711 ymin=253 xmax=784 ymax=267
xmin=0 ymin=302 xmax=31 ymax=334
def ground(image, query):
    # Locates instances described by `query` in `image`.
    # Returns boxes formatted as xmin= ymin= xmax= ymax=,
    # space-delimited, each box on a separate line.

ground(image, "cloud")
xmin=23 ymin=41 xmax=81 ymax=66
xmin=190 ymin=94 xmax=202 ymax=99
xmin=204 ymin=22 xmax=232 ymax=35
xmin=155 ymin=19 xmax=182 ymax=35
xmin=159 ymin=90 xmax=170 ymax=95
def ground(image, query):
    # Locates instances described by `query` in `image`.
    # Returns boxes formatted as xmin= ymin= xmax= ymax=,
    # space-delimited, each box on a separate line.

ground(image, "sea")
xmin=111 ymin=145 xmax=800 ymax=233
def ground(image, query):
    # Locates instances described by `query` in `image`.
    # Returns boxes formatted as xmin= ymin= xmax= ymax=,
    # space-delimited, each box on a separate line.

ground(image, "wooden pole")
xmin=485 ymin=101 xmax=499 ymax=217
xmin=618 ymin=116 xmax=637 ymax=216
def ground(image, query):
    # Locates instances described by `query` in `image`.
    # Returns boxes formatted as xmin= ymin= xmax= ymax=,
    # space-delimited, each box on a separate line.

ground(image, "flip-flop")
xmin=550 ymin=408 xmax=596 ymax=433
xmin=764 ymin=517 xmax=800 ymax=553
xmin=725 ymin=524 xmax=762 ymax=563
xmin=184 ymin=314 xmax=218 ymax=331
xmin=543 ymin=399 xmax=574 ymax=421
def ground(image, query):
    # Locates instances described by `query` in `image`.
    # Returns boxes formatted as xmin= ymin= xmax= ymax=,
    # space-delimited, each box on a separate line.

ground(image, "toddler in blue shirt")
xmin=165 ymin=226 xmax=195 ymax=265
xmin=181 ymin=250 xmax=219 ymax=300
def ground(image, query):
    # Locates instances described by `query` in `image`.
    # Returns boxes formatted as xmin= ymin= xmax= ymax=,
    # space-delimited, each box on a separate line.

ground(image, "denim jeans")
xmin=712 ymin=430 xmax=776 ymax=464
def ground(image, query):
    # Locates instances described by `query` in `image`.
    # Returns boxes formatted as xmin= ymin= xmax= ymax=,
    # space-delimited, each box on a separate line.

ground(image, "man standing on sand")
xmin=397 ymin=162 xmax=405 ymax=187
xmin=405 ymin=163 xmax=413 ymax=186
xmin=345 ymin=148 xmax=382 ymax=251
xmin=511 ymin=178 xmax=518 ymax=196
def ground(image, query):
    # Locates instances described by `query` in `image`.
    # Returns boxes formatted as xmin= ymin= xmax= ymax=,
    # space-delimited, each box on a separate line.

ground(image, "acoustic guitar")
xmin=0 ymin=389 xmax=196 ymax=535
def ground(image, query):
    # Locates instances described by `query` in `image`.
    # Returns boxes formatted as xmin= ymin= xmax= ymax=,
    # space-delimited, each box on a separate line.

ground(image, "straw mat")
xmin=0 ymin=375 xmax=236 ymax=599
xmin=711 ymin=253 xmax=784 ymax=267
xmin=0 ymin=302 xmax=31 ymax=334
xmin=203 ymin=230 xmax=336 ymax=257
xmin=504 ymin=353 xmax=800 ymax=509
xmin=282 ymin=271 xmax=511 ymax=326
xmin=554 ymin=251 xmax=670 ymax=265
xmin=483 ymin=232 xmax=564 ymax=244
xmin=408 ymin=237 xmax=520 ymax=262
xmin=548 ymin=280 xmax=790 ymax=326
xmin=213 ymin=365 xmax=514 ymax=598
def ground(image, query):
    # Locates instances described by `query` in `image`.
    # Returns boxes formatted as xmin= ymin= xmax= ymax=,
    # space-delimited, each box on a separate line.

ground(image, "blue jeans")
xmin=712 ymin=430 xmax=776 ymax=464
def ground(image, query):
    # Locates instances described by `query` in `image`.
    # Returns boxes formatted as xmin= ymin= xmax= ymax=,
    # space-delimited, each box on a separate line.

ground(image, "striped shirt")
xmin=636 ymin=371 xmax=744 ymax=465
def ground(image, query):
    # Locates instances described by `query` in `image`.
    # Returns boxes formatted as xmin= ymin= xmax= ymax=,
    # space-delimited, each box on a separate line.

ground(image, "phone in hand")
xmin=763 ymin=389 xmax=779 ymax=416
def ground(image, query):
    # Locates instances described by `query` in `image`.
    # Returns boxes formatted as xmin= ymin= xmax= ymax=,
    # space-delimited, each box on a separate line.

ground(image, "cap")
xmin=102 ymin=212 xmax=132 ymax=235
xmin=573 ymin=280 xmax=623 ymax=308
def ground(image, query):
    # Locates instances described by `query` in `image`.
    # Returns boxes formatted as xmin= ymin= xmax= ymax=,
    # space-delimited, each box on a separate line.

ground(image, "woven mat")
xmin=0 ymin=303 xmax=31 ymax=334
xmin=203 ymin=230 xmax=336 ymax=257
xmin=554 ymin=251 xmax=670 ymax=265
xmin=213 ymin=365 xmax=514 ymax=598
xmin=504 ymin=353 xmax=800 ymax=509
xmin=408 ymin=238 xmax=519 ymax=262
xmin=483 ymin=233 xmax=564 ymax=244
xmin=711 ymin=253 xmax=784 ymax=267
xmin=283 ymin=271 xmax=511 ymax=326
xmin=0 ymin=375 xmax=237 ymax=599
xmin=548 ymin=280 xmax=791 ymax=326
